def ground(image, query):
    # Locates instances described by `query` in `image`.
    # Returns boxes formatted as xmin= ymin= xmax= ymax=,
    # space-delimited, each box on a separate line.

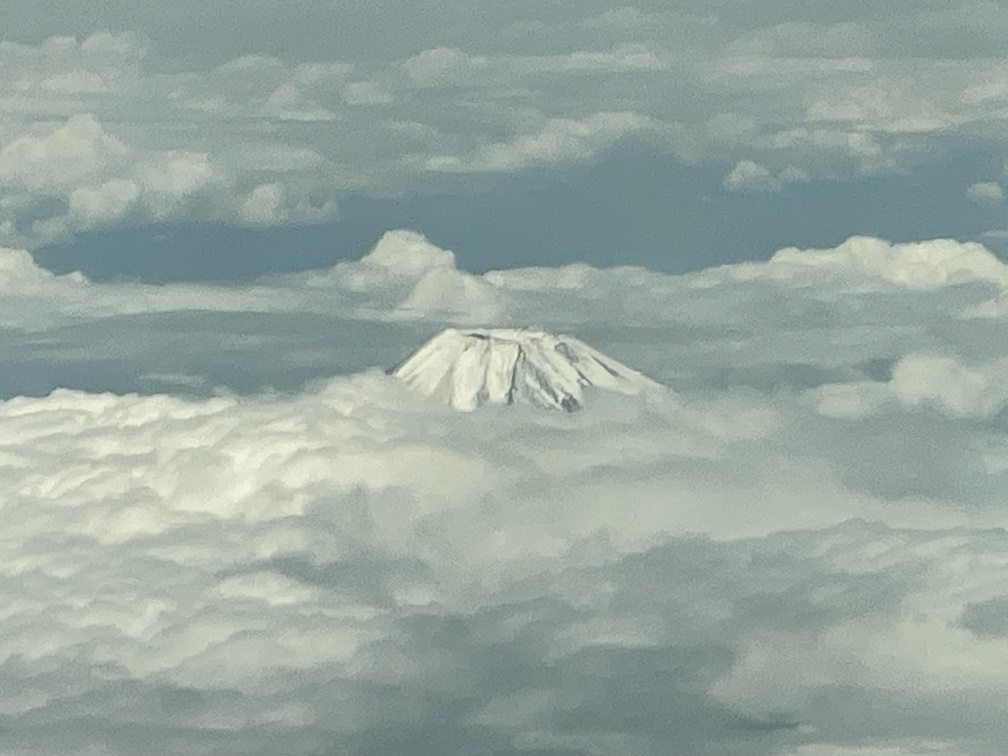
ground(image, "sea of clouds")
xmin=4 ymin=231 xmax=1008 ymax=754
xmin=2 ymin=12 xmax=1008 ymax=249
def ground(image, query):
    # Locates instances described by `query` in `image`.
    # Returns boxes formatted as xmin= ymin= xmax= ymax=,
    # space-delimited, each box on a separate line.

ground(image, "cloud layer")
xmin=3 ymin=231 xmax=1008 ymax=753
xmin=2 ymin=6 xmax=1008 ymax=246
xmin=4 ymin=369 xmax=1008 ymax=755
xmin=8 ymin=229 xmax=1008 ymax=347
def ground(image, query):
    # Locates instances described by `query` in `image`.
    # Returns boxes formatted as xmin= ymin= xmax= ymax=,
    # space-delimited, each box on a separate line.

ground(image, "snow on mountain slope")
xmin=391 ymin=327 xmax=662 ymax=411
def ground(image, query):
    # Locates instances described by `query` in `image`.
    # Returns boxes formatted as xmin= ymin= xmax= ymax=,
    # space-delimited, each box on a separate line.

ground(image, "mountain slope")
xmin=392 ymin=328 xmax=661 ymax=411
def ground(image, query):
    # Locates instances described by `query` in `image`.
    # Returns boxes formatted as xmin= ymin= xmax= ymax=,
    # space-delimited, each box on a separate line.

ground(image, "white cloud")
xmin=402 ymin=44 xmax=665 ymax=88
xmin=426 ymin=111 xmax=662 ymax=172
xmin=0 ymin=245 xmax=81 ymax=294
xmin=0 ymin=113 xmax=128 ymax=192
xmin=4 ymin=230 xmax=1008 ymax=343
xmin=0 ymin=20 xmax=1006 ymax=244
xmin=5 ymin=228 xmax=1008 ymax=751
xmin=68 ymin=178 xmax=140 ymax=224
xmin=725 ymin=21 xmax=877 ymax=59
xmin=403 ymin=46 xmax=477 ymax=86
xmin=812 ymin=352 xmax=1008 ymax=420
xmin=240 ymin=182 xmax=287 ymax=225
xmin=757 ymin=236 xmax=1008 ymax=290
xmin=358 ymin=228 xmax=457 ymax=277
xmin=0 ymin=115 xmax=217 ymax=240
xmin=967 ymin=180 xmax=1004 ymax=204
xmin=137 ymin=152 xmax=213 ymax=200
xmin=722 ymin=160 xmax=810 ymax=192
xmin=341 ymin=80 xmax=393 ymax=105
xmin=1 ymin=371 xmax=1008 ymax=753
xmin=890 ymin=353 xmax=1008 ymax=417
xmin=778 ymin=164 xmax=810 ymax=184
xmin=1 ymin=31 xmax=144 ymax=105
xmin=399 ymin=265 xmax=502 ymax=322
xmin=723 ymin=159 xmax=777 ymax=191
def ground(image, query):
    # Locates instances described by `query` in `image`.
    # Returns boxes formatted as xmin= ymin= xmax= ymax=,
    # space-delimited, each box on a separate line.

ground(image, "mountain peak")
xmin=392 ymin=327 xmax=660 ymax=411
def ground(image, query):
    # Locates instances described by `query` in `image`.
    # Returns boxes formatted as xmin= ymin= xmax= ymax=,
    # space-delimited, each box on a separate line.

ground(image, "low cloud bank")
xmin=6 ymin=230 xmax=1008 ymax=329
xmin=3 ymin=375 xmax=1008 ymax=755
xmin=3 ymin=232 xmax=1008 ymax=753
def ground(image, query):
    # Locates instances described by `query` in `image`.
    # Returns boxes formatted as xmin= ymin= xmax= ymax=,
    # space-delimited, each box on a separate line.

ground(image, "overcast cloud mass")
xmin=4 ymin=2 xmax=1008 ymax=755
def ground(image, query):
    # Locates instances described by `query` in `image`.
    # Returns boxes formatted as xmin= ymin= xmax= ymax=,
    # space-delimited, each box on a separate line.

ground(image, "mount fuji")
xmin=391 ymin=328 xmax=662 ymax=411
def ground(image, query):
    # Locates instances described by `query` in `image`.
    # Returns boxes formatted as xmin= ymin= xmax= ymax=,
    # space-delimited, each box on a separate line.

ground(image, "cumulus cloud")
xmin=755 ymin=236 xmax=1008 ymax=290
xmin=813 ymin=352 xmax=1008 ymax=421
xmin=0 ymin=113 xmax=128 ymax=192
xmin=0 ymin=108 xmax=341 ymax=245
xmin=6 ymin=228 xmax=1008 ymax=751
xmin=723 ymin=159 xmax=775 ymax=191
xmin=7 ymin=229 xmax=1008 ymax=344
xmin=2 ymin=367 xmax=1008 ymax=754
xmin=890 ymin=353 xmax=1008 ymax=417
xmin=359 ymin=228 xmax=457 ymax=277
xmin=0 ymin=114 xmax=217 ymax=244
xmin=967 ymin=180 xmax=1004 ymax=204
xmin=2 ymin=15 xmax=1008 ymax=245
xmin=240 ymin=182 xmax=287 ymax=225
xmin=0 ymin=36 xmax=345 ymax=245
xmin=68 ymin=178 xmax=140 ymax=224
xmin=0 ymin=31 xmax=144 ymax=107
xmin=723 ymin=160 xmax=812 ymax=192
xmin=426 ymin=111 xmax=664 ymax=172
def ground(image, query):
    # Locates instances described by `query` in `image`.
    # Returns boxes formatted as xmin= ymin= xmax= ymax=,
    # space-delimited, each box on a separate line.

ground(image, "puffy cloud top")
xmin=1 ymin=7 xmax=1006 ymax=247
xmin=360 ymin=229 xmax=457 ymax=276
xmin=764 ymin=236 xmax=1008 ymax=289
xmin=5 ymin=227 xmax=1008 ymax=752
xmin=3 ymin=231 xmax=1008 ymax=332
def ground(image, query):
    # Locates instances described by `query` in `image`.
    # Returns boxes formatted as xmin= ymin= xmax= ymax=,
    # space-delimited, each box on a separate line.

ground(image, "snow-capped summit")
xmin=392 ymin=327 xmax=661 ymax=411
